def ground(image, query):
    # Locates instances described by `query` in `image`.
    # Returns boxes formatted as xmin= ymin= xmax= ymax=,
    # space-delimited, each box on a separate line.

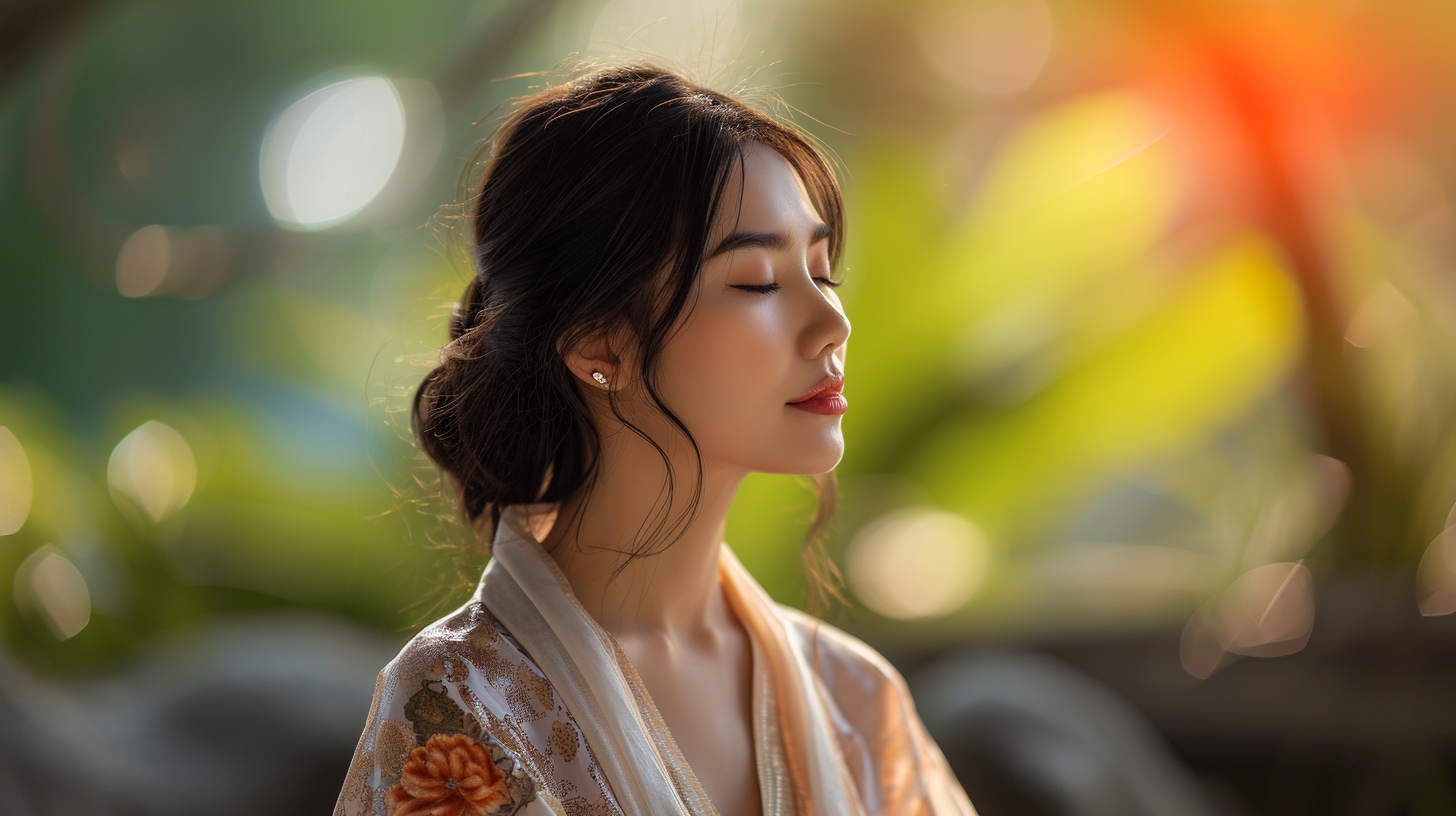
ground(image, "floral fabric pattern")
xmin=387 ymin=732 xmax=518 ymax=816
xmin=333 ymin=600 xmax=623 ymax=816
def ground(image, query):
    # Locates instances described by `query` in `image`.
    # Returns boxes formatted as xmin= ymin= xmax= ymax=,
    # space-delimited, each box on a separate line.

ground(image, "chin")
xmin=775 ymin=443 xmax=845 ymax=475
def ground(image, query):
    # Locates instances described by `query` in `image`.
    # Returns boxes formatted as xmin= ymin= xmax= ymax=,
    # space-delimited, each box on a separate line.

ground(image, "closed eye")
xmin=732 ymin=278 xmax=843 ymax=294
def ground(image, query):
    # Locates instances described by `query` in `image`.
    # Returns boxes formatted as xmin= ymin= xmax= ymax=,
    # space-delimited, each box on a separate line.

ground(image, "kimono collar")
xmin=475 ymin=501 xmax=866 ymax=816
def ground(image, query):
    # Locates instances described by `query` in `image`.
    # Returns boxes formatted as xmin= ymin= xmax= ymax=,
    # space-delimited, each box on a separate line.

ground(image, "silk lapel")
xmin=477 ymin=504 xmax=688 ymax=816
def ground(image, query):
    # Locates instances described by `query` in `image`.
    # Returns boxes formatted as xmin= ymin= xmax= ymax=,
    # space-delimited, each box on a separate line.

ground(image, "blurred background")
xmin=2 ymin=0 xmax=1455 ymax=814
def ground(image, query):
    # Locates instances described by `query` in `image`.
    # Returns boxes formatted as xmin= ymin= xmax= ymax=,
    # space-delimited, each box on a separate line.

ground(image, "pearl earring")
xmin=591 ymin=370 xmax=609 ymax=385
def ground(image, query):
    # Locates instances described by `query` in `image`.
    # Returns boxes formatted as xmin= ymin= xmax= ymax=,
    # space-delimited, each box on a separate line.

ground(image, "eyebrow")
xmin=706 ymin=221 xmax=833 ymax=260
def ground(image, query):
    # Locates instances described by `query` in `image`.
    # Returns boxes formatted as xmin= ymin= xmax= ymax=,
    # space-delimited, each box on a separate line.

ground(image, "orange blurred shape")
xmin=1117 ymin=7 xmax=1423 ymax=237
xmin=1130 ymin=7 xmax=1416 ymax=138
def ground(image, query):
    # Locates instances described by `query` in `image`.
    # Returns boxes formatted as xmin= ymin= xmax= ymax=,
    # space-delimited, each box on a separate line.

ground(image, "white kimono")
xmin=334 ymin=502 xmax=977 ymax=816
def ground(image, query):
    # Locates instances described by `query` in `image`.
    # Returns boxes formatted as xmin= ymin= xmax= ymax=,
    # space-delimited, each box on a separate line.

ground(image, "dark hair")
xmin=412 ymin=60 xmax=847 ymax=614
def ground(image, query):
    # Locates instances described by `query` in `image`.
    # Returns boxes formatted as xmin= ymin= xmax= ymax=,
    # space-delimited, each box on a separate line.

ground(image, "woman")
xmin=334 ymin=61 xmax=977 ymax=816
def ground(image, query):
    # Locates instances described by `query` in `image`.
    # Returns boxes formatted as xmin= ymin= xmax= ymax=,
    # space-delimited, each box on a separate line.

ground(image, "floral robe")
xmin=334 ymin=503 xmax=977 ymax=816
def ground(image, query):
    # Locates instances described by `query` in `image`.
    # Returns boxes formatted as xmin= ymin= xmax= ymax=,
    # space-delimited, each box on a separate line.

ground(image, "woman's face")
xmin=648 ymin=141 xmax=851 ymax=477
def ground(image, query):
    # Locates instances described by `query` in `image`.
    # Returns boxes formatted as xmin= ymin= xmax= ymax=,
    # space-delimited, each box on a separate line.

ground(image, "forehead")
xmin=715 ymin=142 xmax=819 ymax=231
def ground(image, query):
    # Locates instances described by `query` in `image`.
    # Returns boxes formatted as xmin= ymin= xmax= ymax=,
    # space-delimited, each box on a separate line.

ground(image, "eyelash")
xmin=734 ymin=278 xmax=843 ymax=294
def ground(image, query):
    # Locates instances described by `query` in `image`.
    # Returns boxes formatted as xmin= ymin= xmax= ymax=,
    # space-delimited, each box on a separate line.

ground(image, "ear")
xmin=558 ymin=327 xmax=629 ymax=391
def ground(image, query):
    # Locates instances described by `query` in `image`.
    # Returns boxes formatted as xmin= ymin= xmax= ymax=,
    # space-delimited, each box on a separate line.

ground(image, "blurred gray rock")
xmin=0 ymin=611 xmax=402 ymax=816
xmin=911 ymin=648 xmax=1229 ymax=816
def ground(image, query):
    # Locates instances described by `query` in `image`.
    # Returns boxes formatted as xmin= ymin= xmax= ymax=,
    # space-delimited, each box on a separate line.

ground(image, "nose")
xmin=802 ymin=285 xmax=850 ymax=364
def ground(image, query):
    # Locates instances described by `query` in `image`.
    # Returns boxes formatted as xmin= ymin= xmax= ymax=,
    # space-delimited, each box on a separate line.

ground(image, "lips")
xmin=788 ymin=371 xmax=845 ymax=403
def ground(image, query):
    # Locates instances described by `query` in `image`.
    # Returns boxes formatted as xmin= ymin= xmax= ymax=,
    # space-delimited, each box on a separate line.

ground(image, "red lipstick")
xmin=787 ymin=372 xmax=847 ymax=415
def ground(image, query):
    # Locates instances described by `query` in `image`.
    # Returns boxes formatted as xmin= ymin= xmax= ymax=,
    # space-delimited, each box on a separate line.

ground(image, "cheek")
xmin=662 ymin=306 xmax=787 ymax=423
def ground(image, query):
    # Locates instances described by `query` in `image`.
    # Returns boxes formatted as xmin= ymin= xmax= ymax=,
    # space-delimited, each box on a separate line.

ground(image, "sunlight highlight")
xmin=847 ymin=507 xmax=989 ymax=620
xmin=587 ymin=0 xmax=750 ymax=81
xmin=0 ymin=427 xmax=32 ymax=535
xmin=107 ymin=420 xmax=196 ymax=523
xmin=115 ymin=225 xmax=172 ymax=298
xmin=917 ymin=0 xmax=1054 ymax=95
xmin=14 ymin=545 xmax=91 ymax=640
xmin=1181 ymin=561 xmax=1315 ymax=679
xmin=260 ymin=76 xmax=406 ymax=229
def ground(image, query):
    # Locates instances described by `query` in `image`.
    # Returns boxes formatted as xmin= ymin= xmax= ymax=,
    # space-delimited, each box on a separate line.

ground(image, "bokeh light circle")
xmin=259 ymin=76 xmax=406 ymax=229
xmin=847 ymin=507 xmax=990 ymax=620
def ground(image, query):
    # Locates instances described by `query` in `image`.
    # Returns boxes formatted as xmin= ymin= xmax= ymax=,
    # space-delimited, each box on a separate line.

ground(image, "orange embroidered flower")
xmin=385 ymin=733 xmax=512 ymax=816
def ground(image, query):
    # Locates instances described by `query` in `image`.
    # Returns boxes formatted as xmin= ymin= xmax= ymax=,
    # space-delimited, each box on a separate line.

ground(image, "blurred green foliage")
xmin=3 ymin=0 xmax=1456 ymax=676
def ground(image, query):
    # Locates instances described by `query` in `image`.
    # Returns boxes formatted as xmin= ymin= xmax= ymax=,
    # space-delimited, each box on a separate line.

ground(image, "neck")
xmin=538 ymin=430 xmax=748 ymax=645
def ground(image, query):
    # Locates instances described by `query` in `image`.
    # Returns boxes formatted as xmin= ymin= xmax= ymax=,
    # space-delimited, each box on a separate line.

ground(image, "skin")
xmin=542 ymin=140 xmax=851 ymax=816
